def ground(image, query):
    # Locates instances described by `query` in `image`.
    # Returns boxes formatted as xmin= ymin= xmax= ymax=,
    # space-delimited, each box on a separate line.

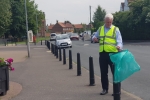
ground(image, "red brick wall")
xmin=51 ymin=23 xmax=63 ymax=33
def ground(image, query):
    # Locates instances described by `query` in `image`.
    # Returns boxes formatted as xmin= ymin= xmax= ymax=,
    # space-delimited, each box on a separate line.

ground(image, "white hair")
xmin=104 ymin=13 xmax=114 ymax=20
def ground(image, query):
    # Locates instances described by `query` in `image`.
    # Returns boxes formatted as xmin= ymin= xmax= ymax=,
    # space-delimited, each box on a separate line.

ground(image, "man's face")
xmin=104 ymin=18 xmax=113 ymax=28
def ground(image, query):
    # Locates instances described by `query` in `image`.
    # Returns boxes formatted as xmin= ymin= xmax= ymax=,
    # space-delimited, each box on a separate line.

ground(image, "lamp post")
xmin=25 ymin=0 xmax=30 ymax=57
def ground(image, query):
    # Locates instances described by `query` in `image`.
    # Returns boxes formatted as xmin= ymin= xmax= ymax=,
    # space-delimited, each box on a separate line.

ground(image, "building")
xmin=120 ymin=0 xmax=135 ymax=11
xmin=73 ymin=24 xmax=83 ymax=33
xmin=51 ymin=20 xmax=74 ymax=34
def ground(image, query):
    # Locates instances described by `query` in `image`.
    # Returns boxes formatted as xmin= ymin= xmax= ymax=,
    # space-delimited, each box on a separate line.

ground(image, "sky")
xmin=34 ymin=0 xmax=124 ymax=25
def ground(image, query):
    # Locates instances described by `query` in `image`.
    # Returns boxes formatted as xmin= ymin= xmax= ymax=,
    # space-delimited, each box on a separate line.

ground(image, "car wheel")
xmin=70 ymin=46 xmax=72 ymax=48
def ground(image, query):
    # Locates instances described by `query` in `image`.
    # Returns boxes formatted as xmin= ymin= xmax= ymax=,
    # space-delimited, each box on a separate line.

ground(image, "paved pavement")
xmin=0 ymin=42 xmax=142 ymax=100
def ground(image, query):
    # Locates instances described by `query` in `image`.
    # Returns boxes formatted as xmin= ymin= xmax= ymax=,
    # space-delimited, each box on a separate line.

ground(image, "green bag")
xmin=109 ymin=50 xmax=140 ymax=83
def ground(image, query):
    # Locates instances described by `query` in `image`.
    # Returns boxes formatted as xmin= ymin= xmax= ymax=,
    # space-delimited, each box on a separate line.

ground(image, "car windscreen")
xmin=51 ymin=34 xmax=56 ymax=36
xmin=56 ymin=35 xmax=69 ymax=40
xmin=71 ymin=34 xmax=78 ymax=36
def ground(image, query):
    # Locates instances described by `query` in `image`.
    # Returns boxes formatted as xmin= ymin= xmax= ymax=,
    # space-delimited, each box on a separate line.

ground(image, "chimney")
xmin=56 ymin=20 xmax=58 ymax=23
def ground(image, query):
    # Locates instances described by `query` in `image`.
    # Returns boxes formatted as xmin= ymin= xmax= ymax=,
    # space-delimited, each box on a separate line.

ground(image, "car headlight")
xmin=68 ymin=41 xmax=72 ymax=44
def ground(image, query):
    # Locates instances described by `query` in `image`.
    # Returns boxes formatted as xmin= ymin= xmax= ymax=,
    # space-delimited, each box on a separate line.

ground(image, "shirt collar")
xmin=104 ymin=25 xmax=113 ymax=29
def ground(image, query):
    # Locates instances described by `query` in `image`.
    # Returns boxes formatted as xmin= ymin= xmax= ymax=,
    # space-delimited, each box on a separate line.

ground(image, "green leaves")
xmin=0 ymin=0 xmax=11 ymax=37
xmin=92 ymin=5 xmax=106 ymax=32
xmin=0 ymin=0 xmax=45 ymax=38
xmin=113 ymin=0 xmax=150 ymax=40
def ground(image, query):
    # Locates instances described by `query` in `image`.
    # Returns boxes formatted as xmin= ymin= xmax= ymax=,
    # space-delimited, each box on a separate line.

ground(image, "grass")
xmin=6 ymin=36 xmax=50 ymax=45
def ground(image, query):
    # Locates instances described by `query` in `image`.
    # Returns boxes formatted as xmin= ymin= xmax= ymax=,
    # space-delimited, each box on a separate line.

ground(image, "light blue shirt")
xmin=92 ymin=25 xmax=123 ymax=49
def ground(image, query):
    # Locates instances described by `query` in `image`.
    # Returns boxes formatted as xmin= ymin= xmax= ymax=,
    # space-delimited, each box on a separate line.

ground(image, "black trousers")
xmin=99 ymin=52 xmax=113 ymax=91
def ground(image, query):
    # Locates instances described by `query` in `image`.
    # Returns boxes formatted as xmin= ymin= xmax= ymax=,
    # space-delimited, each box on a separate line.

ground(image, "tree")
xmin=9 ymin=0 xmax=45 ymax=39
xmin=93 ymin=5 xmax=106 ymax=32
xmin=113 ymin=0 xmax=150 ymax=40
xmin=0 ymin=0 xmax=11 ymax=37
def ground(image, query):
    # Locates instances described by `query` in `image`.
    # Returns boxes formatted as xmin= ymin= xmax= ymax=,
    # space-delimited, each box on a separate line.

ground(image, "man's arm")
xmin=116 ymin=28 xmax=123 ymax=49
xmin=92 ymin=29 xmax=100 ymax=41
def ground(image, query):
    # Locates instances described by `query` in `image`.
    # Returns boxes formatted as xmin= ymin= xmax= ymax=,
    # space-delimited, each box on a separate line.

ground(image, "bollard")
xmin=55 ymin=45 xmax=57 ymax=57
xmin=34 ymin=41 xmax=36 ymax=45
xmin=52 ymin=44 xmax=54 ymax=54
xmin=112 ymin=64 xmax=121 ymax=100
xmin=56 ymin=46 xmax=58 ymax=59
xmin=89 ymin=56 xmax=95 ymax=86
xmin=51 ymin=44 xmax=53 ymax=53
xmin=69 ymin=50 xmax=73 ymax=69
xmin=54 ymin=45 xmax=56 ymax=56
xmin=49 ymin=41 xmax=51 ymax=50
xmin=47 ymin=41 xmax=49 ymax=49
xmin=41 ymin=40 xmax=42 ymax=45
xmin=77 ymin=53 xmax=81 ymax=76
xmin=63 ymin=49 xmax=66 ymax=64
xmin=59 ymin=48 xmax=62 ymax=61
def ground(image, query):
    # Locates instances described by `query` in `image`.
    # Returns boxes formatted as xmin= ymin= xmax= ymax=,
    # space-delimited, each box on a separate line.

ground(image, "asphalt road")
xmin=64 ymin=40 xmax=150 ymax=100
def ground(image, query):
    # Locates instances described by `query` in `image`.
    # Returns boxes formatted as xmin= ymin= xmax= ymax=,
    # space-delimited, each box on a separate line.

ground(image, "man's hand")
xmin=116 ymin=46 xmax=121 ymax=51
xmin=93 ymin=37 xmax=98 ymax=42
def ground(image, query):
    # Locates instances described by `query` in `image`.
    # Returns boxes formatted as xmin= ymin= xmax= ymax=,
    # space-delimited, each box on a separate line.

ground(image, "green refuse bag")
xmin=109 ymin=50 xmax=141 ymax=83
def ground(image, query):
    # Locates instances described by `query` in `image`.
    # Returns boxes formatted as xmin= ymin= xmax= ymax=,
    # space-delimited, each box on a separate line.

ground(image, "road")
xmin=64 ymin=40 xmax=150 ymax=100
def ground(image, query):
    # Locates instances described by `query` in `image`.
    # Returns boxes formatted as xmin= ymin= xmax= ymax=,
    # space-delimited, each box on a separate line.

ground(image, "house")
xmin=48 ymin=24 xmax=54 ymax=33
xmin=39 ymin=20 xmax=46 ymax=37
xmin=120 ymin=0 xmax=135 ymax=11
xmin=51 ymin=20 xmax=74 ymax=34
xmin=73 ymin=24 xmax=83 ymax=33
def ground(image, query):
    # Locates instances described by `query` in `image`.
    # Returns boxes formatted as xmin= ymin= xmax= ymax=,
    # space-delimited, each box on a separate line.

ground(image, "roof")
xmin=58 ymin=22 xmax=66 ymax=27
xmin=49 ymin=24 xmax=54 ymax=29
xmin=58 ymin=22 xmax=73 ymax=28
xmin=73 ymin=24 xmax=83 ymax=29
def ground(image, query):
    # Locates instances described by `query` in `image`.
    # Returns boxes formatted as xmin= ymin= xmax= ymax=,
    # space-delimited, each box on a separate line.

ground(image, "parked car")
xmin=50 ymin=33 xmax=56 ymax=41
xmin=55 ymin=34 xmax=72 ymax=48
xmin=70 ymin=33 xmax=79 ymax=40
xmin=91 ymin=32 xmax=99 ymax=43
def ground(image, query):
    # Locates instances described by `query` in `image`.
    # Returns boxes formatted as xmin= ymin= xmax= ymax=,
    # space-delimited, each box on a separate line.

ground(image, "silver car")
xmin=55 ymin=34 xmax=72 ymax=48
xmin=50 ymin=33 xmax=56 ymax=41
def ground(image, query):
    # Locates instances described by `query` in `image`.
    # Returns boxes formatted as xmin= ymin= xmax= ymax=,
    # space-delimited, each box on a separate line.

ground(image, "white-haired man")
xmin=92 ymin=13 xmax=123 ymax=95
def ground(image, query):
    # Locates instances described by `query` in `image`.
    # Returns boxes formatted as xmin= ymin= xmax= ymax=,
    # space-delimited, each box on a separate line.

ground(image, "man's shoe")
xmin=100 ymin=90 xmax=108 ymax=95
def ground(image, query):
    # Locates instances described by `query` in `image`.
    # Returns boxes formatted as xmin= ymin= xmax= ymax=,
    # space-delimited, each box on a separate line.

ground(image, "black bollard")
xmin=52 ymin=44 xmax=54 ymax=54
xmin=69 ymin=50 xmax=73 ymax=69
xmin=49 ymin=41 xmax=51 ymax=50
xmin=59 ymin=48 xmax=62 ymax=61
xmin=55 ymin=45 xmax=57 ymax=56
xmin=112 ymin=64 xmax=121 ymax=100
xmin=54 ymin=45 xmax=56 ymax=56
xmin=89 ymin=56 xmax=95 ymax=86
xmin=77 ymin=53 xmax=81 ymax=76
xmin=51 ymin=43 xmax=53 ymax=53
xmin=34 ymin=40 xmax=36 ymax=45
xmin=41 ymin=40 xmax=42 ymax=45
xmin=63 ymin=49 xmax=66 ymax=64
xmin=47 ymin=41 xmax=49 ymax=49
xmin=56 ymin=46 xmax=58 ymax=59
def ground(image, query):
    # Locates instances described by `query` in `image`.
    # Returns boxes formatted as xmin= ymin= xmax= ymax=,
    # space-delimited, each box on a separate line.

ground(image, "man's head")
xmin=104 ymin=13 xmax=113 ymax=28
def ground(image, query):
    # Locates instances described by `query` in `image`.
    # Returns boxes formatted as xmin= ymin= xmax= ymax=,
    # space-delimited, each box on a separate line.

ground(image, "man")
xmin=92 ymin=13 xmax=123 ymax=95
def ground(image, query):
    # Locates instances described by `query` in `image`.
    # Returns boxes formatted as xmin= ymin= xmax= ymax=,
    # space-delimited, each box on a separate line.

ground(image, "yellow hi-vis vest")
xmin=99 ymin=25 xmax=118 ymax=52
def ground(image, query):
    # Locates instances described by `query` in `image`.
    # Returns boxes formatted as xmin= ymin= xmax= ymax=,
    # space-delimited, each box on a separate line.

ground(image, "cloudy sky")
xmin=34 ymin=0 xmax=124 ymax=25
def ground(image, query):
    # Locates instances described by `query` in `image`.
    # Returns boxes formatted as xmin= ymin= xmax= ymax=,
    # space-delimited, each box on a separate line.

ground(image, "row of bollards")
xmin=47 ymin=42 xmax=95 ymax=86
xmin=46 ymin=41 xmax=120 ymax=100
